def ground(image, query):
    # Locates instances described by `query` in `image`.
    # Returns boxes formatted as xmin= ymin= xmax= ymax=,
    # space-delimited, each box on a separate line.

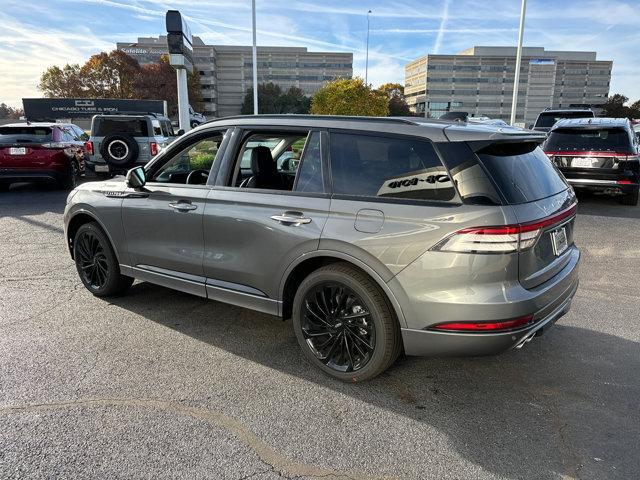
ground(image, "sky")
xmin=1 ymin=0 xmax=639 ymax=108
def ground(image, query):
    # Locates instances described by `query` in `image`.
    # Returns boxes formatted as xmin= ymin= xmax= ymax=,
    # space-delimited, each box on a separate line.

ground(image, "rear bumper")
xmin=0 ymin=169 xmax=67 ymax=183
xmin=395 ymin=246 xmax=580 ymax=356
xmin=560 ymin=170 xmax=639 ymax=194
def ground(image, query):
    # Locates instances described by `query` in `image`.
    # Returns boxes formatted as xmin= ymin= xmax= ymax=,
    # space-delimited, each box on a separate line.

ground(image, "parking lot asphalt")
xmin=1 ymin=183 xmax=638 ymax=480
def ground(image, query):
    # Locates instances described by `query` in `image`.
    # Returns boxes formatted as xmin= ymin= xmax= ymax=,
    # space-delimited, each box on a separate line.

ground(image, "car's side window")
xmin=228 ymin=131 xmax=311 ymax=191
xmin=293 ymin=131 xmax=323 ymax=194
xmin=329 ymin=132 xmax=456 ymax=202
xmin=150 ymin=131 xmax=226 ymax=185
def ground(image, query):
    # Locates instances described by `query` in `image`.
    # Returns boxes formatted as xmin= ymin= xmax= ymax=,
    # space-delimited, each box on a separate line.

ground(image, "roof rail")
xmin=203 ymin=114 xmax=420 ymax=126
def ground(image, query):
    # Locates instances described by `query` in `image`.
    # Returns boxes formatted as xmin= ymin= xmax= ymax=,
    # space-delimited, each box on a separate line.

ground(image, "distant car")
xmin=0 ymin=122 xmax=88 ymax=191
xmin=189 ymin=106 xmax=207 ymax=128
xmin=532 ymin=108 xmax=595 ymax=133
xmin=85 ymin=114 xmax=175 ymax=177
xmin=544 ymin=117 xmax=639 ymax=205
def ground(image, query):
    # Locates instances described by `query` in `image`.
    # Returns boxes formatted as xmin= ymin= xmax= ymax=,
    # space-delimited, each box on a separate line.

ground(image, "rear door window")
xmin=329 ymin=132 xmax=456 ymax=201
xmin=535 ymin=111 xmax=594 ymax=128
xmin=544 ymin=127 xmax=633 ymax=153
xmin=0 ymin=127 xmax=53 ymax=144
xmin=94 ymin=118 xmax=149 ymax=137
xmin=477 ymin=143 xmax=568 ymax=204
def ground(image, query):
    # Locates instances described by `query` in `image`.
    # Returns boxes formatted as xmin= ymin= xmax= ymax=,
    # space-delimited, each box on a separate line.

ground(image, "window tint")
xmin=329 ymin=132 xmax=455 ymax=201
xmin=544 ymin=127 xmax=633 ymax=153
xmin=152 ymin=131 xmax=225 ymax=184
xmin=534 ymin=111 xmax=593 ymax=128
xmin=95 ymin=118 xmax=149 ymax=137
xmin=294 ymin=132 xmax=323 ymax=193
xmin=0 ymin=127 xmax=52 ymax=143
xmin=477 ymin=143 xmax=568 ymax=204
xmin=437 ymin=142 xmax=502 ymax=205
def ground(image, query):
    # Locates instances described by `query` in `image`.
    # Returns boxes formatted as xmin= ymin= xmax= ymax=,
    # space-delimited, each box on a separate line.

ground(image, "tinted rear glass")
xmin=544 ymin=127 xmax=632 ymax=153
xmin=330 ymin=132 xmax=456 ymax=201
xmin=0 ymin=126 xmax=52 ymax=143
xmin=94 ymin=118 xmax=148 ymax=137
xmin=535 ymin=111 xmax=594 ymax=128
xmin=477 ymin=143 xmax=567 ymax=204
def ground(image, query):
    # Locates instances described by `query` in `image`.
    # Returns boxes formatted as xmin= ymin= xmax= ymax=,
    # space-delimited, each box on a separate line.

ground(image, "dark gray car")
xmin=64 ymin=116 xmax=580 ymax=381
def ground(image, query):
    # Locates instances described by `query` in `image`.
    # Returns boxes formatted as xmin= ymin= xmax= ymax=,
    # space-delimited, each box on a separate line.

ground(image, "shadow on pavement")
xmin=575 ymin=190 xmax=640 ymax=219
xmin=109 ymin=281 xmax=639 ymax=480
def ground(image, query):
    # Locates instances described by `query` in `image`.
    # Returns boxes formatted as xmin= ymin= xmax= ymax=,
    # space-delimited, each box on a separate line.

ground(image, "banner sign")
xmin=22 ymin=98 xmax=167 ymax=120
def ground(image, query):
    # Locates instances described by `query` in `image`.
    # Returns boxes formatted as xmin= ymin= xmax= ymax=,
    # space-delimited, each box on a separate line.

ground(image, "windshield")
xmin=535 ymin=111 xmax=594 ymax=128
xmin=544 ymin=128 xmax=633 ymax=153
xmin=0 ymin=126 xmax=53 ymax=144
xmin=477 ymin=142 xmax=568 ymax=204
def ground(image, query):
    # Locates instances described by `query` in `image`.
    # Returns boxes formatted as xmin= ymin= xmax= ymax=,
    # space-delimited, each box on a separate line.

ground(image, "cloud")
xmin=433 ymin=0 xmax=451 ymax=54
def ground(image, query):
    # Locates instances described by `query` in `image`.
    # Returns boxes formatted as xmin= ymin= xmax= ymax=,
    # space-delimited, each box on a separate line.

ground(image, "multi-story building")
xmin=117 ymin=37 xmax=353 ymax=118
xmin=405 ymin=46 xmax=612 ymax=126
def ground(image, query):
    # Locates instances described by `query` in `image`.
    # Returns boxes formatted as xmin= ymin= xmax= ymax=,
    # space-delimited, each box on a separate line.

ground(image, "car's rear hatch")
xmin=475 ymin=141 xmax=577 ymax=289
xmin=543 ymin=126 xmax=638 ymax=181
xmin=0 ymin=126 xmax=55 ymax=168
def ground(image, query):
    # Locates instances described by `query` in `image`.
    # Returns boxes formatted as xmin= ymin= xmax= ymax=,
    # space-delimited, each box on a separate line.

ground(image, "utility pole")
xmin=252 ymin=0 xmax=258 ymax=115
xmin=510 ymin=0 xmax=527 ymax=125
xmin=365 ymin=10 xmax=371 ymax=85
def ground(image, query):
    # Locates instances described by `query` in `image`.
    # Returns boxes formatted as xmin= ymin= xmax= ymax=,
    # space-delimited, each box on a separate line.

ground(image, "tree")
xmin=0 ymin=103 xmax=23 ymax=119
xmin=241 ymin=83 xmax=310 ymax=114
xmin=81 ymin=50 xmax=141 ymax=98
xmin=602 ymin=94 xmax=640 ymax=119
xmin=377 ymin=82 xmax=411 ymax=116
xmin=310 ymin=78 xmax=388 ymax=116
xmin=39 ymin=64 xmax=85 ymax=98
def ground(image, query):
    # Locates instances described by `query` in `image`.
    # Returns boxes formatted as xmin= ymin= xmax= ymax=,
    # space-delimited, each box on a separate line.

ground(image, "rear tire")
xmin=60 ymin=161 xmax=79 ymax=190
xmin=292 ymin=262 xmax=401 ymax=382
xmin=74 ymin=222 xmax=134 ymax=297
xmin=620 ymin=189 xmax=639 ymax=206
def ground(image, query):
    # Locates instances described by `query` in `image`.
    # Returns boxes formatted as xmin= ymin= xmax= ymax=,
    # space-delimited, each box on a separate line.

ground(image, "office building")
xmin=404 ymin=46 xmax=612 ymax=126
xmin=117 ymin=37 xmax=353 ymax=118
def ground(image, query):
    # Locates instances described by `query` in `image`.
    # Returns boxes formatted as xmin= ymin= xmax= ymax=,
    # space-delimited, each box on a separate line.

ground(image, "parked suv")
xmin=544 ymin=118 xmax=639 ymax=205
xmin=0 ymin=122 xmax=87 ymax=191
xmin=532 ymin=108 xmax=595 ymax=133
xmin=85 ymin=114 xmax=175 ymax=177
xmin=64 ymin=115 xmax=580 ymax=381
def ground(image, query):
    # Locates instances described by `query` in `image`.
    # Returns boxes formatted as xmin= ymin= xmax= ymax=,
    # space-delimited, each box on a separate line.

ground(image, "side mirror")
xmin=177 ymin=129 xmax=185 ymax=136
xmin=126 ymin=166 xmax=146 ymax=189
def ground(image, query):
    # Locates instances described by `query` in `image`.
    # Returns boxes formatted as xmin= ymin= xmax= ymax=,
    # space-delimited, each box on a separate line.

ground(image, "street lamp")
xmin=365 ymin=10 xmax=372 ymax=85
xmin=510 ymin=0 xmax=527 ymax=125
xmin=252 ymin=0 xmax=258 ymax=115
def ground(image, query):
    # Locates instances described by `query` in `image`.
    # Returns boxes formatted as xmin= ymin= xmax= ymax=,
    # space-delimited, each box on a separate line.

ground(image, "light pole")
xmin=365 ymin=10 xmax=371 ymax=85
xmin=252 ymin=0 xmax=258 ymax=115
xmin=510 ymin=0 xmax=527 ymax=125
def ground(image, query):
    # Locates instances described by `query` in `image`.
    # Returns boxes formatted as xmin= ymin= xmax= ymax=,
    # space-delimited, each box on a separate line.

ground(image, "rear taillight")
xmin=431 ymin=204 xmax=577 ymax=254
xmin=85 ymin=141 xmax=94 ymax=155
xmin=150 ymin=142 xmax=158 ymax=156
xmin=430 ymin=314 xmax=534 ymax=332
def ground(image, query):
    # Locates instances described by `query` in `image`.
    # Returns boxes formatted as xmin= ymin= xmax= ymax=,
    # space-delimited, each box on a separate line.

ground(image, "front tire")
xmin=292 ymin=263 xmax=401 ymax=382
xmin=74 ymin=222 xmax=133 ymax=297
xmin=60 ymin=161 xmax=79 ymax=190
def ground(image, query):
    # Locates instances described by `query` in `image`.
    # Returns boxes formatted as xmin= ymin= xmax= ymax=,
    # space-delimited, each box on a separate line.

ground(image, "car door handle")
xmin=169 ymin=201 xmax=198 ymax=212
xmin=270 ymin=212 xmax=312 ymax=225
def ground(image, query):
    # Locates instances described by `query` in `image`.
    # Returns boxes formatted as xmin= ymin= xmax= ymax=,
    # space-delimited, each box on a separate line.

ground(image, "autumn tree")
xmin=80 ymin=50 xmax=140 ymax=98
xmin=39 ymin=64 xmax=85 ymax=98
xmin=310 ymin=78 xmax=388 ymax=116
xmin=241 ymin=83 xmax=310 ymax=114
xmin=602 ymin=94 xmax=640 ymax=119
xmin=0 ymin=103 xmax=24 ymax=119
xmin=377 ymin=82 xmax=411 ymax=116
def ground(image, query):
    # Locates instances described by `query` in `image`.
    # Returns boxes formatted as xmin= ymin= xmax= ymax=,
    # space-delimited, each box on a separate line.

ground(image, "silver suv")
xmin=64 ymin=116 xmax=580 ymax=381
xmin=86 ymin=114 xmax=175 ymax=177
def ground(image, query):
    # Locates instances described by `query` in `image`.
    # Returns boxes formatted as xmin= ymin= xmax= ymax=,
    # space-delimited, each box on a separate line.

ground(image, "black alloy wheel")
xmin=75 ymin=229 xmax=109 ymax=290
xmin=292 ymin=262 xmax=401 ymax=382
xmin=73 ymin=222 xmax=133 ymax=297
xmin=301 ymin=282 xmax=376 ymax=373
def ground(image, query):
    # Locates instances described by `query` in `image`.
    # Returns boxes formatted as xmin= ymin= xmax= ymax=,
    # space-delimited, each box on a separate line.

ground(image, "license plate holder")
xmin=571 ymin=157 xmax=594 ymax=168
xmin=551 ymin=227 xmax=568 ymax=256
xmin=9 ymin=147 xmax=26 ymax=155
xmin=94 ymin=165 xmax=110 ymax=173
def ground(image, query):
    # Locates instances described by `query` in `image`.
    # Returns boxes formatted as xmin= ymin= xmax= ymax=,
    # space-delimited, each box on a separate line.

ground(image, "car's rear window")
xmin=535 ymin=111 xmax=594 ymax=128
xmin=544 ymin=127 xmax=633 ymax=153
xmin=94 ymin=118 xmax=149 ymax=137
xmin=0 ymin=127 xmax=52 ymax=144
xmin=477 ymin=142 xmax=568 ymax=204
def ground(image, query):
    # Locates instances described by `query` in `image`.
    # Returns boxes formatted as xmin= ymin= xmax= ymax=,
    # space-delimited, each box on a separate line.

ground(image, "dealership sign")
xmin=22 ymin=98 xmax=168 ymax=120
